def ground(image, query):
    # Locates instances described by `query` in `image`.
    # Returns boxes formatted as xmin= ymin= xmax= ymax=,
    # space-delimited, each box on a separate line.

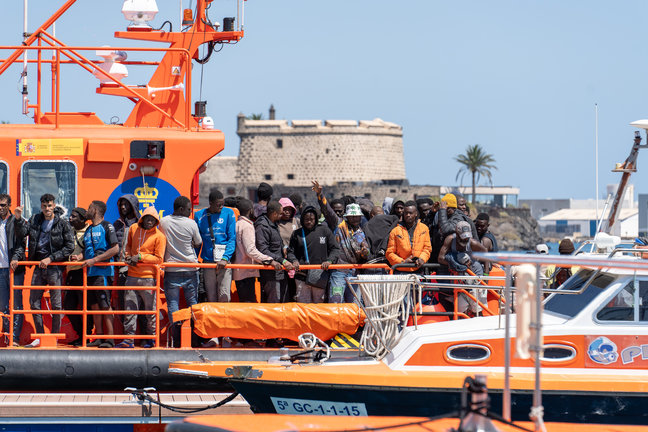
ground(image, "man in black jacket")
xmin=287 ymin=206 xmax=340 ymax=303
xmin=0 ymin=194 xmax=27 ymax=346
xmin=254 ymin=200 xmax=294 ymax=303
xmin=26 ymin=194 xmax=75 ymax=347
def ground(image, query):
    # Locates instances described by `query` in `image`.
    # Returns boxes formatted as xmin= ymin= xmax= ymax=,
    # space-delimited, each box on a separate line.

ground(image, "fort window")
xmin=264 ymin=174 xmax=272 ymax=180
xmin=227 ymin=187 xmax=236 ymax=195
xmin=287 ymin=174 xmax=295 ymax=180
xmin=276 ymin=139 xmax=283 ymax=149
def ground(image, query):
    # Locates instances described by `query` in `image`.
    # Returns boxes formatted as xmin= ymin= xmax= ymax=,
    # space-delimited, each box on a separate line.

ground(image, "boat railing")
xmin=0 ymin=261 xmax=393 ymax=349
xmin=474 ymin=251 xmax=648 ymax=429
xmin=0 ymin=44 xmax=192 ymax=129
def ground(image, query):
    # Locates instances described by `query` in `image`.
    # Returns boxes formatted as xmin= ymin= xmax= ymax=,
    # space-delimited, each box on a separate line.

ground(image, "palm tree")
xmin=246 ymin=113 xmax=264 ymax=120
xmin=454 ymin=144 xmax=497 ymax=204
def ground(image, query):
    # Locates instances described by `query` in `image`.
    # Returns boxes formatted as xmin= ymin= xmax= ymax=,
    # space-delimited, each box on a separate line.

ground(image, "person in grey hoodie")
xmin=113 ymin=194 xmax=140 ymax=318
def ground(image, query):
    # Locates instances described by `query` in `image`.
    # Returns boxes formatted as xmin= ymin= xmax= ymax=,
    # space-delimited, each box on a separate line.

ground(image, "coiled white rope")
xmin=356 ymin=274 xmax=416 ymax=360
xmin=298 ymin=332 xmax=331 ymax=362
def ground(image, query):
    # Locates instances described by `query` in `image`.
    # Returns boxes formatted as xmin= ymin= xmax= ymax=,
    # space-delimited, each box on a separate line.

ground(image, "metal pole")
xmin=595 ymin=103 xmax=599 ymax=222
xmin=22 ymin=0 xmax=29 ymax=115
xmin=240 ymin=0 xmax=245 ymax=32
xmin=532 ymin=263 xmax=543 ymax=431
xmin=502 ymin=264 xmax=512 ymax=422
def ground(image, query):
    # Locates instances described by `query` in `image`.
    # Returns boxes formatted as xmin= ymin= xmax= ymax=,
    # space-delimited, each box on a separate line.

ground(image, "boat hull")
xmin=230 ymin=379 xmax=648 ymax=425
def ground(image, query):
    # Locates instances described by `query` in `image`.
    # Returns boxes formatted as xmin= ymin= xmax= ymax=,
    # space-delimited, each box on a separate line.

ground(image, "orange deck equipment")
xmin=174 ymin=303 xmax=366 ymax=341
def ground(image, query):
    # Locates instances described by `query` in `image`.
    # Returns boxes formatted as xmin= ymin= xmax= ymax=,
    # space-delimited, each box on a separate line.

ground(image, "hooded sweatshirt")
xmin=114 ymin=194 xmax=141 ymax=252
xmin=287 ymin=206 xmax=340 ymax=265
xmin=125 ymin=206 xmax=166 ymax=279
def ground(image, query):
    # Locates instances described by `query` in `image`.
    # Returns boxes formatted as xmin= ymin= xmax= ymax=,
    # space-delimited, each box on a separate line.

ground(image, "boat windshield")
xmin=544 ymin=269 xmax=617 ymax=319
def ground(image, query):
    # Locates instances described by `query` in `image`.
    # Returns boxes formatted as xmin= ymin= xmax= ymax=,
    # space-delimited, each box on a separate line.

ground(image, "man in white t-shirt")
xmin=159 ymin=196 xmax=202 ymax=346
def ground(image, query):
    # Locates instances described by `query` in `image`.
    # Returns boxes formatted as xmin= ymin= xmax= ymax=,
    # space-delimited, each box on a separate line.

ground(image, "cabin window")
xmin=596 ymin=280 xmax=648 ymax=323
xmin=597 ymin=282 xmax=635 ymax=322
xmin=21 ymin=161 xmax=77 ymax=219
xmin=446 ymin=344 xmax=491 ymax=362
xmin=0 ymin=161 xmax=8 ymax=195
xmin=541 ymin=344 xmax=577 ymax=362
xmin=544 ymin=269 xmax=617 ymax=319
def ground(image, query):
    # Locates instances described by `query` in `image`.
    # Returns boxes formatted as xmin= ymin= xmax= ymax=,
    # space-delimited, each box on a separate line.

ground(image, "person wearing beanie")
xmin=545 ymin=238 xmax=577 ymax=290
xmin=64 ymin=206 xmax=89 ymax=346
xmin=253 ymin=182 xmax=273 ymax=219
xmin=558 ymin=238 xmax=575 ymax=255
xmin=441 ymin=193 xmax=457 ymax=209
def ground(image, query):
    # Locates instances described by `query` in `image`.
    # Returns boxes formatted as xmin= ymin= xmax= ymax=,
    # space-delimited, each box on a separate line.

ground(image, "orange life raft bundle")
xmin=173 ymin=302 xmax=366 ymax=341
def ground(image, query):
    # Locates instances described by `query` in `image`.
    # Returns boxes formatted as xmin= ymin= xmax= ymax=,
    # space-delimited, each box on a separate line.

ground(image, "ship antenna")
xmin=21 ymin=0 xmax=29 ymax=115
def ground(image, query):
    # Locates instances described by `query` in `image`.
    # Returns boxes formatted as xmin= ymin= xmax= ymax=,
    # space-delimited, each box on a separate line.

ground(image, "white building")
xmin=537 ymin=184 xmax=637 ymax=239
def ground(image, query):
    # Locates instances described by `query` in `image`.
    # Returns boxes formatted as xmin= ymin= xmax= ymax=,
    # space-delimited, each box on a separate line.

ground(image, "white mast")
xmin=595 ymin=103 xmax=600 ymax=225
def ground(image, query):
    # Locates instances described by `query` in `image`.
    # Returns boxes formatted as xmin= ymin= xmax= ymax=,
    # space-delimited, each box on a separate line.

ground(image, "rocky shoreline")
xmin=475 ymin=206 xmax=544 ymax=251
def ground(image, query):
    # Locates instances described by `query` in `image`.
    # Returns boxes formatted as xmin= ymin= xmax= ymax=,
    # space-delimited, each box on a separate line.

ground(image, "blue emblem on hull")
xmin=587 ymin=336 xmax=619 ymax=365
xmin=105 ymin=176 xmax=180 ymax=225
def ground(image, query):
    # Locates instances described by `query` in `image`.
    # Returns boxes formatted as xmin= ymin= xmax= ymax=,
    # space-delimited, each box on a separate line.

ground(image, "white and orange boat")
xmin=170 ymin=251 xmax=648 ymax=425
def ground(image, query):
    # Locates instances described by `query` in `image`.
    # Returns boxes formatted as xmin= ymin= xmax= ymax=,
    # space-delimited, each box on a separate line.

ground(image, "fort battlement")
xmin=234 ymin=114 xmax=406 ymax=187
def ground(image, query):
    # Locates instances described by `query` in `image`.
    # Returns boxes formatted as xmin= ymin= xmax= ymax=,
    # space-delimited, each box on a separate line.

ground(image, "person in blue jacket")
xmin=194 ymin=189 xmax=236 ymax=302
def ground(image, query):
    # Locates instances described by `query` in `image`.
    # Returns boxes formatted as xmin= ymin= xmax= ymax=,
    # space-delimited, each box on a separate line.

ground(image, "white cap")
xmin=535 ymin=244 xmax=549 ymax=254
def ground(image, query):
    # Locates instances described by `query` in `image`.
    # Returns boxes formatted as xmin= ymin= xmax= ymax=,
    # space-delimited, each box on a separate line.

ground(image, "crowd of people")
xmin=0 ymin=180 xmax=501 ymax=348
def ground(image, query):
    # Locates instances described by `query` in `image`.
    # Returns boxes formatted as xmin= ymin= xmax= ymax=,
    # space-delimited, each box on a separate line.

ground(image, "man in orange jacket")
xmin=386 ymin=201 xmax=431 ymax=272
xmin=117 ymin=206 xmax=166 ymax=348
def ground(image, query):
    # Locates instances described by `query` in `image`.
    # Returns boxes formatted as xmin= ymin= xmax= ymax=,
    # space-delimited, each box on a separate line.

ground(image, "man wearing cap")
xmin=329 ymin=203 xmax=370 ymax=303
xmin=438 ymin=221 xmax=487 ymax=312
xmin=432 ymin=193 xmax=478 ymax=265
xmin=386 ymin=201 xmax=431 ymax=272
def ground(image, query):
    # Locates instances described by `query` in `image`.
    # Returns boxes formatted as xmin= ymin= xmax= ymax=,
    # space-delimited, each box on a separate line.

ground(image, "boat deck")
xmin=0 ymin=392 xmax=251 ymax=420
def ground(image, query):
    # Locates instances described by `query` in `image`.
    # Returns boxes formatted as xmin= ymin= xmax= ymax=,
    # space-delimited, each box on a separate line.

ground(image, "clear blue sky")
xmin=2 ymin=0 xmax=648 ymax=200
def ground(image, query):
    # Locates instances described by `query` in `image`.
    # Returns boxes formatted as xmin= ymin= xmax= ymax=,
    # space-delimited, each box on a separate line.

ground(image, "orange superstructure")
xmin=0 ymin=0 xmax=244 ymax=220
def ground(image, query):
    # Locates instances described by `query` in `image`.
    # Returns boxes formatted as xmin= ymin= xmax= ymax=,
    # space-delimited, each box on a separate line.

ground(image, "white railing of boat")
xmin=474 ymin=251 xmax=648 ymax=431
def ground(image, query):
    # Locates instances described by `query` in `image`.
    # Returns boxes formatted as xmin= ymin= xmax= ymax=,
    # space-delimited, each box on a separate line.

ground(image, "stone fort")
xmin=200 ymin=108 xmax=443 ymax=204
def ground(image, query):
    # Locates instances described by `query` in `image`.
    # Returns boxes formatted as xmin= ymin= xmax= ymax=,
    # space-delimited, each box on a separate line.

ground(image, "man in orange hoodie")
xmin=386 ymin=200 xmax=431 ymax=272
xmin=117 ymin=206 xmax=166 ymax=348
